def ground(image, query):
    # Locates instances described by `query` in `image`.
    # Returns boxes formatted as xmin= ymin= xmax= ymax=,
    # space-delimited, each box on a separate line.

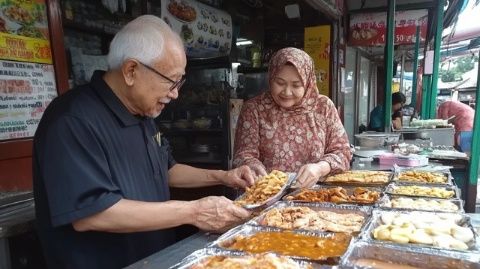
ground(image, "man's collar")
xmin=91 ymin=70 xmax=140 ymax=126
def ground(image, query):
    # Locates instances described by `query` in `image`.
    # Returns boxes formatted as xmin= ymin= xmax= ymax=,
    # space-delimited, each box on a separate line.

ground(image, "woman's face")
xmin=270 ymin=64 xmax=306 ymax=108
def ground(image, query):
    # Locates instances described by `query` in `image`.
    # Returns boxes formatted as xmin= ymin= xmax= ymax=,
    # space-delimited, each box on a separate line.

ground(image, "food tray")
xmin=393 ymin=170 xmax=453 ymax=185
xmin=283 ymin=185 xmax=383 ymax=206
xmin=169 ymin=248 xmax=316 ymax=269
xmin=378 ymin=194 xmax=464 ymax=213
xmin=210 ymin=224 xmax=352 ymax=264
xmin=235 ymin=173 xmax=296 ymax=210
xmin=248 ymin=201 xmax=372 ymax=234
xmin=361 ymin=209 xmax=478 ymax=253
xmin=385 ymin=182 xmax=459 ymax=199
xmin=340 ymin=240 xmax=480 ymax=269
xmin=322 ymin=170 xmax=393 ymax=186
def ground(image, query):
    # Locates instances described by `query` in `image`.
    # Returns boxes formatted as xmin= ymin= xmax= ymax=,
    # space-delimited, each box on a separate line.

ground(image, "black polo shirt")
xmin=33 ymin=71 xmax=176 ymax=269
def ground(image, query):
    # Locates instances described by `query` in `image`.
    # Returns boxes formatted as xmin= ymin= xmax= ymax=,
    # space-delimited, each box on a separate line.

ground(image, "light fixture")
xmin=236 ymin=40 xmax=253 ymax=46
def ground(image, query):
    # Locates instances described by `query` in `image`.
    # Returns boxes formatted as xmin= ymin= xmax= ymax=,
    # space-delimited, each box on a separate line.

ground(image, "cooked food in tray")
xmin=324 ymin=171 xmax=390 ymax=184
xmin=223 ymin=231 xmax=351 ymax=260
xmin=190 ymin=253 xmax=310 ymax=269
xmin=385 ymin=197 xmax=460 ymax=212
xmin=167 ymin=0 xmax=197 ymax=22
xmin=396 ymin=171 xmax=448 ymax=184
xmin=235 ymin=170 xmax=289 ymax=206
xmin=285 ymin=187 xmax=380 ymax=204
xmin=390 ymin=185 xmax=455 ymax=199
xmin=260 ymin=206 xmax=364 ymax=233
xmin=353 ymin=259 xmax=421 ymax=269
xmin=372 ymin=212 xmax=475 ymax=251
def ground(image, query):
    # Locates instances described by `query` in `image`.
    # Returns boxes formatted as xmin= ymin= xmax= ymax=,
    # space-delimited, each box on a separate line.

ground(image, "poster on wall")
xmin=349 ymin=9 xmax=428 ymax=46
xmin=161 ymin=0 xmax=232 ymax=58
xmin=0 ymin=0 xmax=52 ymax=64
xmin=304 ymin=25 xmax=331 ymax=97
xmin=0 ymin=60 xmax=57 ymax=140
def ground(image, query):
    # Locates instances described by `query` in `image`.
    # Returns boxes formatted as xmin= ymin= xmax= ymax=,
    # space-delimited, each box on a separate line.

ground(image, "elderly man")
xmin=33 ymin=15 xmax=253 ymax=269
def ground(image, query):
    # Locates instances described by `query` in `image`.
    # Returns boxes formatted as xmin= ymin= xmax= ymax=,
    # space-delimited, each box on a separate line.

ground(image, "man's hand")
xmin=221 ymin=165 xmax=255 ymax=189
xmin=191 ymin=196 xmax=251 ymax=232
xmin=294 ymin=161 xmax=331 ymax=188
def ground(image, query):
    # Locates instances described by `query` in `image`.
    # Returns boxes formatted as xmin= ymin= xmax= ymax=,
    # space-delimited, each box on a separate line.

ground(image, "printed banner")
xmin=304 ymin=25 xmax=331 ymax=97
xmin=0 ymin=0 xmax=52 ymax=63
xmin=0 ymin=60 xmax=57 ymax=140
xmin=161 ymin=0 xmax=232 ymax=58
xmin=349 ymin=9 xmax=428 ymax=46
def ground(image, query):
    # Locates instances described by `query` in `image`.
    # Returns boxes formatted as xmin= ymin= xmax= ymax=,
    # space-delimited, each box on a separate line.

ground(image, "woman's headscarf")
xmin=267 ymin=47 xmax=320 ymax=114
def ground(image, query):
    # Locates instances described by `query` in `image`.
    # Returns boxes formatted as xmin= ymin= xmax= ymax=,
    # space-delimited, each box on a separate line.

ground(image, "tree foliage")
xmin=440 ymin=55 xmax=478 ymax=82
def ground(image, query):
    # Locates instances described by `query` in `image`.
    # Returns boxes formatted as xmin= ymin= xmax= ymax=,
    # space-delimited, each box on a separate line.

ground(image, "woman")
xmin=233 ymin=47 xmax=352 ymax=188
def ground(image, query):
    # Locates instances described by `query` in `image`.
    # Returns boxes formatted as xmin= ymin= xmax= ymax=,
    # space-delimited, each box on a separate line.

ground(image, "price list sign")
xmin=0 ymin=60 xmax=57 ymax=140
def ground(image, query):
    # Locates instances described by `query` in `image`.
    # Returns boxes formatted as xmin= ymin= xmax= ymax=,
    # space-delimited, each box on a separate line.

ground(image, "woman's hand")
xmin=294 ymin=161 xmax=331 ymax=188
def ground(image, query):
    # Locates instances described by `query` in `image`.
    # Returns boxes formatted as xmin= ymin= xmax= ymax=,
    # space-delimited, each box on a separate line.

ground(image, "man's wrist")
xmin=206 ymin=169 xmax=227 ymax=185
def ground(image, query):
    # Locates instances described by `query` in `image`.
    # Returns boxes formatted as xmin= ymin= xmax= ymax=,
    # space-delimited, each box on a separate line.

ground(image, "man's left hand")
xmin=221 ymin=165 xmax=255 ymax=189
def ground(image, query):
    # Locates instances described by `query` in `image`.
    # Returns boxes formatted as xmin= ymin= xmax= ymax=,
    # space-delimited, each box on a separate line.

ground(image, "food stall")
xmin=126 ymin=168 xmax=480 ymax=269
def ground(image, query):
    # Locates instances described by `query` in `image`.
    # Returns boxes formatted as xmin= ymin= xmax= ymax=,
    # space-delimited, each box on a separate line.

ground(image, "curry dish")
xmin=285 ymin=187 xmax=380 ymax=204
xmin=223 ymin=231 xmax=351 ymax=260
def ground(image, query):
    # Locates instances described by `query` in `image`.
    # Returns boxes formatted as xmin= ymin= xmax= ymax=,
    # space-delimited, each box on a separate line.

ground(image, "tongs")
xmin=447 ymin=115 xmax=456 ymax=123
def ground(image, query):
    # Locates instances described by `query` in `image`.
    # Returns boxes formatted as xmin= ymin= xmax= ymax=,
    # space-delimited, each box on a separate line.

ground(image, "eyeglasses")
xmin=138 ymin=61 xmax=186 ymax=91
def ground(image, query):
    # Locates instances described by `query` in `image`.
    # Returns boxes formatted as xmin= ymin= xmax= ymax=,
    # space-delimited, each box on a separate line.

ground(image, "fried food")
xmin=236 ymin=170 xmax=288 ymax=206
xmin=325 ymin=171 xmax=390 ymax=184
xmin=388 ymin=197 xmax=459 ymax=212
xmin=397 ymin=171 xmax=448 ymax=184
xmin=261 ymin=206 xmax=364 ymax=233
xmin=285 ymin=187 xmax=380 ymax=204
xmin=224 ymin=231 xmax=351 ymax=260
xmin=191 ymin=253 xmax=309 ymax=269
xmin=391 ymin=185 xmax=455 ymax=199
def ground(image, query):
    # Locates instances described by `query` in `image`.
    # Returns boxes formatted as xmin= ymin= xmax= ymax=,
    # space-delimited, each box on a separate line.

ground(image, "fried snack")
xmin=236 ymin=170 xmax=288 ymax=206
xmin=191 ymin=253 xmax=309 ymax=269
xmin=388 ymin=197 xmax=459 ymax=212
xmin=261 ymin=206 xmax=364 ymax=233
xmin=325 ymin=171 xmax=390 ymax=184
xmin=391 ymin=185 xmax=455 ymax=199
xmin=224 ymin=231 xmax=351 ymax=260
xmin=397 ymin=171 xmax=448 ymax=184
xmin=372 ymin=212 xmax=473 ymax=250
xmin=285 ymin=187 xmax=380 ymax=204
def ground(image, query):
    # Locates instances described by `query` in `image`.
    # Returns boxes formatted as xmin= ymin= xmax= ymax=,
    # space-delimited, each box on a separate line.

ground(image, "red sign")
xmin=349 ymin=10 xmax=428 ymax=46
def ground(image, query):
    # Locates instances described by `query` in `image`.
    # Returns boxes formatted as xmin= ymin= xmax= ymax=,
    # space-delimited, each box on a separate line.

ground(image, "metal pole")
xmin=400 ymin=51 xmax=405 ymax=92
xmin=421 ymin=75 xmax=431 ymax=118
xmin=466 ymin=55 xmax=480 ymax=212
xmin=411 ymin=26 xmax=420 ymax=108
xmin=384 ymin=0 xmax=395 ymax=132
xmin=429 ymin=0 xmax=444 ymax=118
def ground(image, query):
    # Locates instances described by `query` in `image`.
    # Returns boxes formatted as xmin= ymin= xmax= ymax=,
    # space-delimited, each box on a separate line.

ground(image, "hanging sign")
xmin=0 ymin=60 xmax=57 ymax=140
xmin=161 ymin=0 xmax=232 ymax=58
xmin=305 ymin=25 xmax=331 ymax=96
xmin=0 ymin=0 xmax=51 ymax=64
xmin=349 ymin=9 xmax=428 ymax=46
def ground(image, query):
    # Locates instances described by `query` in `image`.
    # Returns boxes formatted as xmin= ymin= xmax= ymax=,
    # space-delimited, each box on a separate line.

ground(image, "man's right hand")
xmin=191 ymin=196 xmax=250 ymax=232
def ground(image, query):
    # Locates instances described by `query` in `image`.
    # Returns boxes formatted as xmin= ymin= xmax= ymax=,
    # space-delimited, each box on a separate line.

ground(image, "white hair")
xmin=107 ymin=15 xmax=183 ymax=69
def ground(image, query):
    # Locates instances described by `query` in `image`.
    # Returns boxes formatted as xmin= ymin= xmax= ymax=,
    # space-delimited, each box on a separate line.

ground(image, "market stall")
xmin=126 ymin=168 xmax=480 ymax=269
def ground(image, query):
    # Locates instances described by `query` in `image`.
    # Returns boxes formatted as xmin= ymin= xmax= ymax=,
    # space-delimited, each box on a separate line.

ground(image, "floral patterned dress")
xmin=233 ymin=47 xmax=352 ymax=174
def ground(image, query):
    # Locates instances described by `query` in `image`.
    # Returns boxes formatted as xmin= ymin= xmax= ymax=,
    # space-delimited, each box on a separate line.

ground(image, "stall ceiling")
xmin=347 ymin=0 xmax=435 ymax=11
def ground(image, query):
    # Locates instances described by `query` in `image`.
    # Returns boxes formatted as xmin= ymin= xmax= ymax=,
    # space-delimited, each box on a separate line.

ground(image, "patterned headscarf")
xmin=267 ymin=47 xmax=320 ymax=113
